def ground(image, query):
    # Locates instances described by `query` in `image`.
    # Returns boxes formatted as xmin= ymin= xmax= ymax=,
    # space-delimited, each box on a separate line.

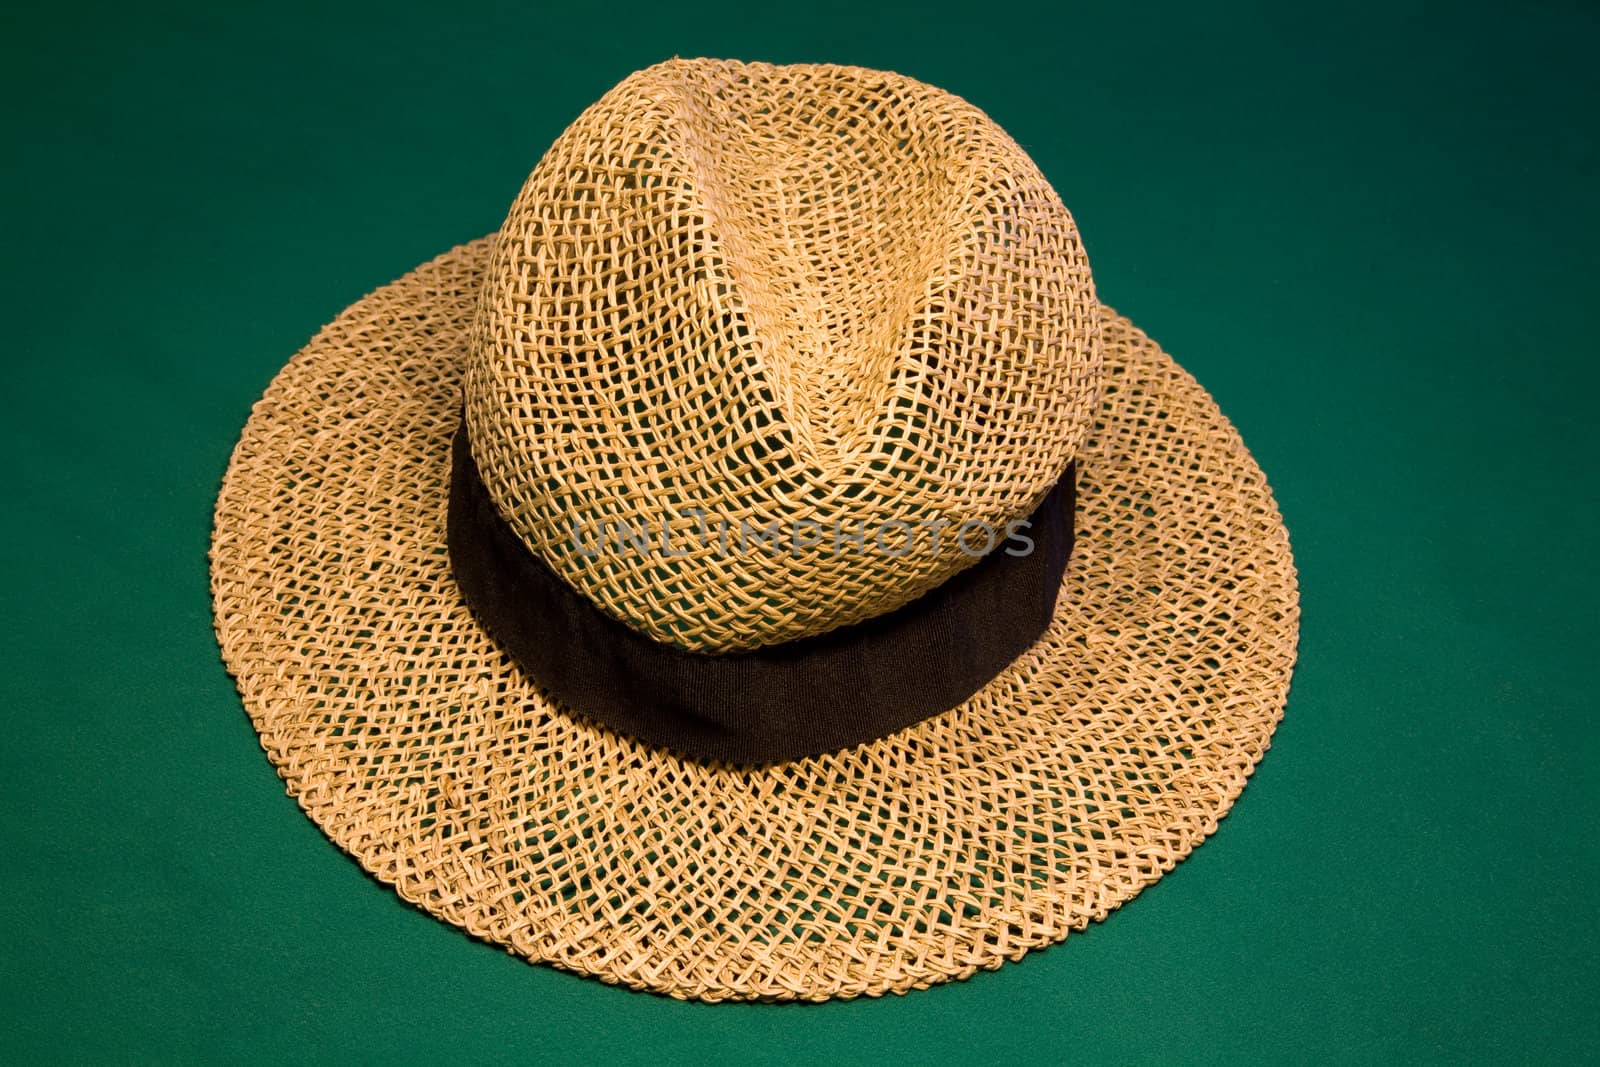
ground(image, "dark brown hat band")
xmin=447 ymin=420 xmax=1076 ymax=764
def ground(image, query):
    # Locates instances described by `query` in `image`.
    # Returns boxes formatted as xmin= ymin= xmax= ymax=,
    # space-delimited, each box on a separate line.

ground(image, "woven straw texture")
xmin=211 ymin=234 xmax=1298 ymax=1001
xmin=467 ymin=60 xmax=1100 ymax=651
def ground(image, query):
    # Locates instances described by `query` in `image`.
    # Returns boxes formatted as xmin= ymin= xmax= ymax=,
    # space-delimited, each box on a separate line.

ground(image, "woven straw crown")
xmin=464 ymin=58 xmax=1103 ymax=651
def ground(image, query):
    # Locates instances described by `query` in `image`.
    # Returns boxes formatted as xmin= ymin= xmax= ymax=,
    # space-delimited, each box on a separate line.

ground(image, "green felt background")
xmin=4 ymin=0 xmax=1596 ymax=1062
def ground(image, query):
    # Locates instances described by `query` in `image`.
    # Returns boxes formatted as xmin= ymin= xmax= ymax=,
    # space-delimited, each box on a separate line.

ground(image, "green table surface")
xmin=4 ymin=1 xmax=1596 ymax=1062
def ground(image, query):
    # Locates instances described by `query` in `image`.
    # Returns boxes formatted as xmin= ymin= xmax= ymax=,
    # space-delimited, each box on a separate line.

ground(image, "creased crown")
xmin=465 ymin=58 xmax=1102 ymax=652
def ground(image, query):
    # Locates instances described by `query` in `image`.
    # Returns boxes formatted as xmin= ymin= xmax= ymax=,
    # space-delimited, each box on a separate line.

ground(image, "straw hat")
xmin=211 ymin=58 xmax=1298 ymax=1001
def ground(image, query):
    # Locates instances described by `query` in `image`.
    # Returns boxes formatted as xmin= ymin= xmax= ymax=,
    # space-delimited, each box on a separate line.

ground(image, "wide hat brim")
xmin=211 ymin=236 xmax=1299 ymax=1002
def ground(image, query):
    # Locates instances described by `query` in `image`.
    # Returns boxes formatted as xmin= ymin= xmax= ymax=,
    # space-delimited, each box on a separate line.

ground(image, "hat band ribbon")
xmin=447 ymin=421 xmax=1075 ymax=764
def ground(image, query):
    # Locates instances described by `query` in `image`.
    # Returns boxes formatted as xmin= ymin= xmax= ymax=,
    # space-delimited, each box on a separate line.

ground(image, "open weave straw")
xmin=468 ymin=60 xmax=1100 ymax=651
xmin=211 ymin=59 xmax=1299 ymax=1001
